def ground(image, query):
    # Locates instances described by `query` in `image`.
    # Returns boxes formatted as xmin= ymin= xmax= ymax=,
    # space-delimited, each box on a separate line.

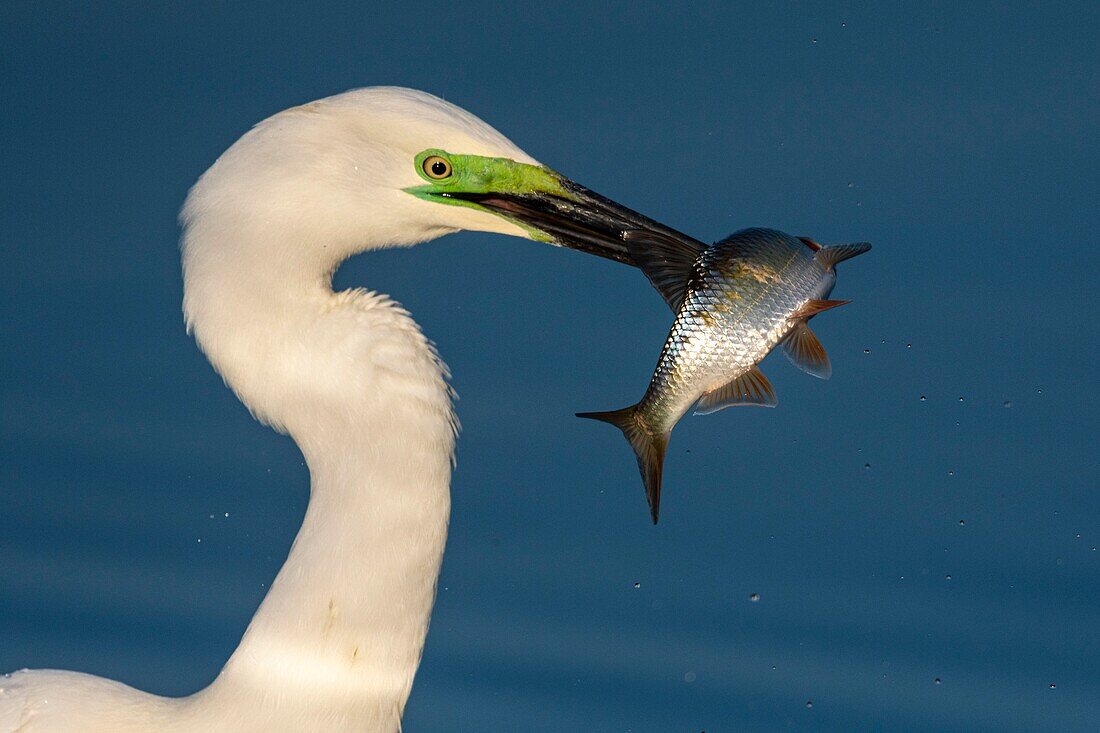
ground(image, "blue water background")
xmin=1 ymin=3 xmax=1097 ymax=731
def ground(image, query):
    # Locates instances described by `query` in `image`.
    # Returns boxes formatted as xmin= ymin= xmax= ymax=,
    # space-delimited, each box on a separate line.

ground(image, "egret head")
xmin=401 ymin=144 xmax=698 ymax=263
xmin=182 ymin=87 xmax=699 ymax=275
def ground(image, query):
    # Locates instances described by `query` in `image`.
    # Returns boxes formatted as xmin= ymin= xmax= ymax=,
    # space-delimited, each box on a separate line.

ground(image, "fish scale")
xmin=641 ymin=230 xmax=832 ymax=431
xmin=578 ymin=227 xmax=870 ymax=523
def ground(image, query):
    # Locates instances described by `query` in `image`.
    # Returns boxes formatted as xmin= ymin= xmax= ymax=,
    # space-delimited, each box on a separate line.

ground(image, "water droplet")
xmin=224 ymin=512 xmax=230 ymax=518
xmin=684 ymin=671 xmax=697 ymax=683
xmin=1050 ymin=683 xmax=1057 ymax=689
xmin=958 ymin=396 xmax=965 ymax=402
xmin=958 ymin=520 xmax=966 ymax=526
xmin=1003 ymin=401 xmax=1012 ymax=408
xmin=847 ymin=181 xmax=854 ymax=188
xmin=906 ymin=343 xmax=912 ymax=348
xmin=749 ymin=593 xmax=761 ymax=602
xmin=841 ymin=21 xmax=847 ymax=27
xmin=948 ymin=470 xmax=955 ymax=477
xmin=864 ymin=463 xmax=871 ymax=470
xmin=633 ymin=582 xmax=641 ymax=589
xmin=934 ymin=677 xmax=942 ymax=685
xmin=772 ymin=665 xmax=777 ymax=670
xmin=1037 ymin=388 xmax=1043 ymax=394
xmin=945 ymin=574 xmax=952 ymax=581
xmin=920 ymin=395 xmax=927 ymax=401
xmin=812 ymin=38 xmax=818 ymax=44
xmin=805 ymin=700 xmax=814 ymax=709
xmin=863 ymin=348 xmax=871 ymax=354
xmin=1075 ymin=534 xmax=1081 ymax=539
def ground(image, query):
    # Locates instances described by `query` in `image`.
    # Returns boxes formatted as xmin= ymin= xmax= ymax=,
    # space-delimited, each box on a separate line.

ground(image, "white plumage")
xmin=1 ymin=88 xmax=572 ymax=732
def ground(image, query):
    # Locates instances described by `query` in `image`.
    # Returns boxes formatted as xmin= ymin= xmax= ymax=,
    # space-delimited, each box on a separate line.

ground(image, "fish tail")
xmin=576 ymin=406 xmax=669 ymax=524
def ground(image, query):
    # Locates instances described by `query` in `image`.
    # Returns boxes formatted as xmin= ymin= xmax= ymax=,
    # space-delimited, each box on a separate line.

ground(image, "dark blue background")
xmin=2 ymin=3 xmax=1097 ymax=731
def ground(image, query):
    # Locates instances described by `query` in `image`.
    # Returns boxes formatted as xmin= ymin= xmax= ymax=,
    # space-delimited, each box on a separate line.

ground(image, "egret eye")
xmin=422 ymin=155 xmax=452 ymax=180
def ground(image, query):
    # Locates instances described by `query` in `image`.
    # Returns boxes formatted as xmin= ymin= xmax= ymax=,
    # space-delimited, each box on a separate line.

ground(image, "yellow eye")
xmin=422 ymin=155 xmax=452 ymax=179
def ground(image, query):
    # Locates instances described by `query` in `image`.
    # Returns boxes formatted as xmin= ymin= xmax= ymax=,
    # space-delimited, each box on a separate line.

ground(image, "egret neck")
xmin=180 ymin=208 xmax=455 ymax=729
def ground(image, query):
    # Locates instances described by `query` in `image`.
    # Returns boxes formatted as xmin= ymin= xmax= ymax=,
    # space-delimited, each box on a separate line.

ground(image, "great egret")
xmin=0 ymin=87 xmax=697 ymax=732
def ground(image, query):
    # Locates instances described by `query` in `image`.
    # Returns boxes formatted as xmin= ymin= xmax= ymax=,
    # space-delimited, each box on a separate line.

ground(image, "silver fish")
xmin=578 ymin=227 xmax=870 ymax=523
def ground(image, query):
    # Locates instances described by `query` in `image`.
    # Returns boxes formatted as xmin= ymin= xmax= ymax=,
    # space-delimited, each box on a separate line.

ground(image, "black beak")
xmin=439 ymin=180 xmax=705 ymax=266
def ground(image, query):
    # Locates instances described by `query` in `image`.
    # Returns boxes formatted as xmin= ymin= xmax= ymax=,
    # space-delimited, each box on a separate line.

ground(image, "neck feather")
xmin=181 ymin=221 xmax=456 ymax=731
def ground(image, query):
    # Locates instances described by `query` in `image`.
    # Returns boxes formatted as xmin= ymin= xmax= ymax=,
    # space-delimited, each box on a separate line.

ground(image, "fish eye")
xmin=422 ymin=155 xmax=452 ymax=180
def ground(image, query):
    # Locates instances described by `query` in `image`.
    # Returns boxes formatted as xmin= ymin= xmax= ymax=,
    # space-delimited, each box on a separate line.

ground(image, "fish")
xmin=577 ymin=227 xmax=870 ymax=523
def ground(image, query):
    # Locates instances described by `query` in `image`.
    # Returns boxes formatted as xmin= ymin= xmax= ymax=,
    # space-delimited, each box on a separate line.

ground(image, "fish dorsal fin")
xmin=782 ymin=322 xmax=831 ymax=379
xmin=622 ymin=230 xmax=704 ymax=312
xmin=694 ymin=366 xmax=778 ymax=414
xmin=816 ymin=242 xmax=872 ymax=270
xmin=790 ymin=298 xmax=850 ymax=320
xmin=798 ymin=236 xmax=822 ymax=251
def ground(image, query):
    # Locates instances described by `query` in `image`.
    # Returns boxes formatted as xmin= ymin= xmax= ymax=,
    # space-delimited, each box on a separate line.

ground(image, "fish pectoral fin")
xmin=782 ymin=322 xmax=832 ymax=379
xmin=816 ymin=242 xmax=872 ymax=270
xmin=790 ymin=298 xmax=850 ymax=320
xmin=622 ymin=230 xmax=703 ymax=312
xmin=694 ymin=366 xmax=778 ymax=414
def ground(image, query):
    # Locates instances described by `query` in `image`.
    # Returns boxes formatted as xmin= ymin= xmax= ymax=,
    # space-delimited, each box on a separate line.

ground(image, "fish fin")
xmin=576 ymin=406 xmax=669 ymax=524
xmin=622 ymin=230 xmax=703 ymax=312
xmin=798 ymin=236 xmax=823 ymax=251
xmin=694 ymin=366 xmax=778 ymax=414
xmin=790 ymin=298 xmax=850 ymax=320
xmin=816 ymin=242 xmax=872 ymax=270
xmin=782 ymin=322 xmax=832 ymax=379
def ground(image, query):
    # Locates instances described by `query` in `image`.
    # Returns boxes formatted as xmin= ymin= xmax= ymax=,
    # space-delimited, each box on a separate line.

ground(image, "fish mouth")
xmin=437 ymin=180 xmax=705 ymax=266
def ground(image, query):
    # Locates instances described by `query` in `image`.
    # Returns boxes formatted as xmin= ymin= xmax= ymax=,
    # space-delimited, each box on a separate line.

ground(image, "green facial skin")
xmin=404 ymin=149 xmax=577 ymax=242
